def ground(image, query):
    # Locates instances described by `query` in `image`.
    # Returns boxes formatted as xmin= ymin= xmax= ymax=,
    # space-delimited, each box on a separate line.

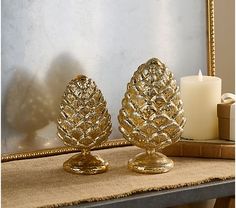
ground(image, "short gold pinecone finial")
xmin=57 ymin=75 xmax=112 ymax=174
xmin=118 ymin=58 xmax=186 ymax=174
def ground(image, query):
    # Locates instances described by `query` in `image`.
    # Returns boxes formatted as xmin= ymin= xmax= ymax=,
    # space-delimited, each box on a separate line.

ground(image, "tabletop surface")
xmin=2 ymin=146 xmax=235 ymax=208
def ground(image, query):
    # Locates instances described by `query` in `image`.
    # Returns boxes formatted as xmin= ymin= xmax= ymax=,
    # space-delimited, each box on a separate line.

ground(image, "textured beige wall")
xmin=215 ymin=0 xmax=235 ymax=93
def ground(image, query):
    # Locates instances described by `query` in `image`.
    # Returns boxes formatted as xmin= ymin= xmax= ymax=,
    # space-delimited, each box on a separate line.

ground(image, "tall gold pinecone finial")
xmin=118 ymin=58 xmax=186 ymax=174
xmin=57 ymin=75 xmax=112 ymax=174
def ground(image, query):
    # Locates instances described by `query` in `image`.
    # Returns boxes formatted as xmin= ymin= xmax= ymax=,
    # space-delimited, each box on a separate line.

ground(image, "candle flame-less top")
xmin=198 ymin=69 xmax=203 ymax=81
xmin=181 ymin=73 xmax=221 ymax=83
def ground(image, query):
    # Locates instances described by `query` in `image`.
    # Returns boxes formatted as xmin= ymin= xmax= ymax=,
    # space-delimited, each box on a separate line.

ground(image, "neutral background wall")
xmin=1 ymin=0 xmax=234 ymax=156
xmin=1 ymin=0 xmax=209 ymax=153
xmin=215 ymin=0 xmax=235 ymax=94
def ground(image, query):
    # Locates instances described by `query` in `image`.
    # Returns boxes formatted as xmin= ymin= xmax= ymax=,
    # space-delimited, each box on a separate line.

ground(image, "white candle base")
xmin=180 ymin=75 xmax=221 ymax=140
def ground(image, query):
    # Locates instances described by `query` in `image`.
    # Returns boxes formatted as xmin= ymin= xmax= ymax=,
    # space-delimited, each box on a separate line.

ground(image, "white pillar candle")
xmin=180 ymin=70 xmax=222 ymax=140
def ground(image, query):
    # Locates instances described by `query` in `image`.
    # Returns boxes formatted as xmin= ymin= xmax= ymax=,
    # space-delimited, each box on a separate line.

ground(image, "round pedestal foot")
xmin=128 ymin=151 xmax=174 ymax=174
xmin=63 ymin=153 xmax=108 ymax=175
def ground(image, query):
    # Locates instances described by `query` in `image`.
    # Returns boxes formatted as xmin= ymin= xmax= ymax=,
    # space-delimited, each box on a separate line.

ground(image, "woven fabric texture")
xmin=2 ymin=146 xmax=235 ymax=208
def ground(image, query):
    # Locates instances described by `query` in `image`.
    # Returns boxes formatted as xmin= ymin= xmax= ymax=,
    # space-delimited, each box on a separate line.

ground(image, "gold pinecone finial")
xmin=57 ymin=75 xmax=112 ymax=174
xmin=118 ymin=58 xmax=186 ymax=174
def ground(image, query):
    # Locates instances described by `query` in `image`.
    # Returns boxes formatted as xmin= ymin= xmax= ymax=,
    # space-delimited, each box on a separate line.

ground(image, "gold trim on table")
xmin=1 ymin=139 xmax=130 ymax=162
xmin=2 ymin=138 xmax=234 ymax=162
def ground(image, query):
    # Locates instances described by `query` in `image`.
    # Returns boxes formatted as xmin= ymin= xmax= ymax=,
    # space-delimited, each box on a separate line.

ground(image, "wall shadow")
xmin=44 ymin=53 xmax=84 ymax=122
xmin=3 ymin=68 xmax=52 ymax=152
xmin=2 ymin=53 xmax=84 ymax=153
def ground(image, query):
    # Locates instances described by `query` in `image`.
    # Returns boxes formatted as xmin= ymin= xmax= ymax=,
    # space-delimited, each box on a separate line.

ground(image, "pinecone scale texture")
xmin=118 ymin=58 xmax=186 ymax=150
xmin=57 ymin=75 xmax=112 ymax=150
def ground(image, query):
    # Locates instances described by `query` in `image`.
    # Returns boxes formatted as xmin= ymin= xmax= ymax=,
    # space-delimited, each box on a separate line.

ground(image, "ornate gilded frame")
xmin=2 ymin=0 xmax=216 ymax=162
xmin=207 ymin=0 xmax=216 ymax=76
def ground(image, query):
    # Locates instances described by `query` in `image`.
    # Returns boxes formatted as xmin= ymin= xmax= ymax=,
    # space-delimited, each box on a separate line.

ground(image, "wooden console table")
xmin=69 ymin=179 xmax=234 ymax=208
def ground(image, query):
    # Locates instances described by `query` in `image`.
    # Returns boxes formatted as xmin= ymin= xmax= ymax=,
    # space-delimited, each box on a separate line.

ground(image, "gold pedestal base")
xmin=63 ymin=152 xmax=108 ymax=175
xmin=128 ymin=150 xmax=174 ymax=174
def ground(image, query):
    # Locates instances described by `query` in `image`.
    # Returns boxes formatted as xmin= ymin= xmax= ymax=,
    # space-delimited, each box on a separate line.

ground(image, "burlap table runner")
xmin=2 ymin=146 xmax=235 ymax=208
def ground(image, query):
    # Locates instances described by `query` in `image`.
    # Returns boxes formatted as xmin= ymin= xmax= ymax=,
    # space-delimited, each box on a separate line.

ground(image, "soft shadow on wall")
xmin=2 ymin=53 xmax=83 ymax=153
xmin=215 ymin=0 xmax=235 ymax=93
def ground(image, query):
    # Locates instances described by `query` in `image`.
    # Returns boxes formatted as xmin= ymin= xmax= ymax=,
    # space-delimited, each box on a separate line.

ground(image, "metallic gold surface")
xmin=57 ymin=75 xmax=112 ymax=174
xmin=118 ymin=58 xmax=186 ymax=174
xmin=1 ymin=139 xmax=130 ymax=163
xmin=63 ymin=151 xmax=109 ymax=175
xmin=207 ymin=0 xmax=216 ymax=76
xmin=2 ymin=138 xmax=234 ymax=163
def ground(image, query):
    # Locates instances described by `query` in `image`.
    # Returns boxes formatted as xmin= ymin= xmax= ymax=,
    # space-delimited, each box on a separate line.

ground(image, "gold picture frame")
xmin=2 ymin=0 xmax=216 ymax=162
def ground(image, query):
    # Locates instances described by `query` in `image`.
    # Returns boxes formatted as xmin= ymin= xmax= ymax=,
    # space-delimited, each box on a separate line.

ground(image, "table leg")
xmin=214 ymin=196 xmax=235 ymax=208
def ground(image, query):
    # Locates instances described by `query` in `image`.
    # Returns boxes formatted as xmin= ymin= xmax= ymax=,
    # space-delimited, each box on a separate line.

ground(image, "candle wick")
xmin=198 ymin=69 xmax=203 ymax=81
